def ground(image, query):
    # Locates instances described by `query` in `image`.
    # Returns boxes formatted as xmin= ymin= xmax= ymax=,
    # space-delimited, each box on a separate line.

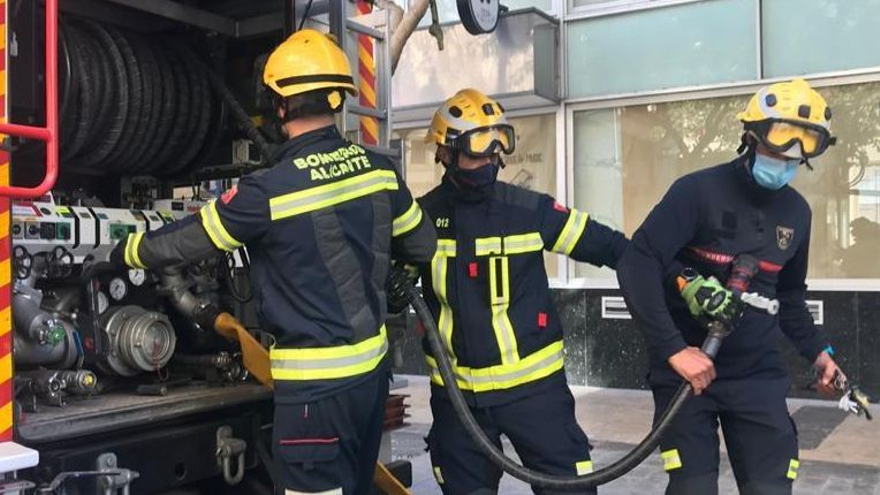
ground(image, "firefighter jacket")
xmin=617 ymin=155 xmax=830 ymax=385
xmin=418 ymin=178 xmax=628 ymax=406
xmin=122 ymin=126 xmax=437 ymax=402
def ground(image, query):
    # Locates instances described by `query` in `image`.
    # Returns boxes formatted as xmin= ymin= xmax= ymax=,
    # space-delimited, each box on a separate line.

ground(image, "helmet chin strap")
xmin=437 ymin=148 xmax=461 ymax=172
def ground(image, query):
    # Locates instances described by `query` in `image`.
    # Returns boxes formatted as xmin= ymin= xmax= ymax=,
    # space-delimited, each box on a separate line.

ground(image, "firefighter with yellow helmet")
xmin=110 ymin=30 xmax=436 ymax=494
xmin=617 ymin=78 xmax=842 ymax=494
xmin=414 ymin=88 xmax=628 ymax=494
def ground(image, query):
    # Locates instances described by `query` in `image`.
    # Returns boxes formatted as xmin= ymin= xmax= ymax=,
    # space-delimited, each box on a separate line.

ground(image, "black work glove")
xmin=108 ymin=235 xmax=130 ymax=269
xmin=386 ymin=263 xmax=418 ymax=314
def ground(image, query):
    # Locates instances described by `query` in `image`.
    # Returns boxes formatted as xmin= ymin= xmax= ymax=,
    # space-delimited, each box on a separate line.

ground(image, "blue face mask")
xmin=752 ymin=154 xmax=800 ymax=190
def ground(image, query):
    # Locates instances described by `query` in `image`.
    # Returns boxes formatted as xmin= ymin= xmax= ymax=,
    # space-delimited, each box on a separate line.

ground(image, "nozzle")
xmin=850 ymin=386 xmax=873 ymax=421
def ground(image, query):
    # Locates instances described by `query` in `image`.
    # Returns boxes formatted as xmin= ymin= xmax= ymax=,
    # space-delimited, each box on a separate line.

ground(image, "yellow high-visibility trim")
xmin=661 ymin=449 xmax=682 ymax=471
xmin=431 ymin=240 xmax=456 ymax=364
xmin=130 ymin=232 xmax=146 ymax=268
xmin=551 ymin=209 xmax=589 ymax=255
xmin=271 ymin=326 xmax=386 ymax=360
xmin=433 ymin=467 xmax=445 ymax=484
xmin=200 ymin=201 xmax=243 ymax=252
xmin=787 ymin=459 xmax=799 ymax=480
xmin=269 ymin=170 xmax=398 ymax=220
xmin=435 ymin=239 xmax=457 ymax=258
xmin=576 ymin=460 xmax=594 ymax=475
xmin=271 ymin=352 xmax=385 ymax=381
xmin=503 ymin=232 xmax=544 ymax=255
xmin=392 ymin=201 xmax=423 ymax=237
xmin=489 ymin=256 xmax=518 ymax=365
xmin=270 ymin=327 xmax=387 ymax=381
xmin=488 ymin=256 xmax=509 ymax=306
xmin=475 ymin=237 xmax=502 ymax=256
xmin=426 ymin=340 xmax=564 ymax=392
xmin=123 ymin=232 xmax=147 ymax=269
xmin=476 ymin=233 xmax=545 ymax=256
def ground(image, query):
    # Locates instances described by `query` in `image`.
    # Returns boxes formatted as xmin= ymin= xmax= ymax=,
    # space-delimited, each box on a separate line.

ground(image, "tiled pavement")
xmin=390 ymin=376 xmax=880 ymax=495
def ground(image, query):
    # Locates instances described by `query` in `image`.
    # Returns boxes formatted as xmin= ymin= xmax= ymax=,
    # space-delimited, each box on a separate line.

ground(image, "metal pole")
xmin=284 ymin=0 xmax=296 ymax=35
xmin=329 ymin=0 xmax=345 ymax=43
xmin=329 ymin=0 xmax=346 ymax=135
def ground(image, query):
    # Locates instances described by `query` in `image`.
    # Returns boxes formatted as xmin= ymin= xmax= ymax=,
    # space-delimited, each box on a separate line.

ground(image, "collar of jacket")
xmin=440 ymin=170 xmax=499 ymax=204
xmin=270 ymin=125 xmax=341 ymax=163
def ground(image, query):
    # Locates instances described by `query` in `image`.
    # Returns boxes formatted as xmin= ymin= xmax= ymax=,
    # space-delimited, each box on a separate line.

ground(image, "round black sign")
xmin=457 ymin=0 xmax=500 ymax=35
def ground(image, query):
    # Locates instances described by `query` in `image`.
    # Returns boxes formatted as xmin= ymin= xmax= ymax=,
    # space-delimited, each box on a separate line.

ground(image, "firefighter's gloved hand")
xmin=108 ymin=235 xmax=131 ymax=270
xmin=678 ymin=270 xmax=741 ymax=324
xmin=386 ymin=263 xmax=418 ymax=314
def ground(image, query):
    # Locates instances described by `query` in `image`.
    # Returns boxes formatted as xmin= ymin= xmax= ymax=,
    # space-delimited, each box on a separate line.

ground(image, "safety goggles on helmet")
xmin=451 ymin=125 xmax=516 ymax=158
xmin=746 ymin=119 xmax=835 ymax=159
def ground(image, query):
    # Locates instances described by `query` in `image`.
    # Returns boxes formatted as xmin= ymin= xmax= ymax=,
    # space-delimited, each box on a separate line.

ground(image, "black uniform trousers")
xmin=272 ymin=365 xmax=390 ymax=495
xmin=427 ymin=381 xmax=596 ymax=495
xmin=652 ymin=377 xmax=798 ymax=495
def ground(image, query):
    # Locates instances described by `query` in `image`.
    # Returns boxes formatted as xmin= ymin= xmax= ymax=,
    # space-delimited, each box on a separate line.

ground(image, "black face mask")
xmin=445 ymin=161 xmax=500 ymax=202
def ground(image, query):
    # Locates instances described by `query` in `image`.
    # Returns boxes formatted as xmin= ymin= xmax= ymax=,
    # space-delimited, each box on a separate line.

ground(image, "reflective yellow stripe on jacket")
xmin=474 ymin=233 xmax=545 ymax=367
xmin=475 ymin=233 xmax=543 ymax=257
xmin=426 ymin=340 xmax=564 ymax=392
xmin=475 ymin=237 xmax=502 ymax=256
xmin=502 ymin=232 xmax=543 ymax=254
xmin=393 ymin=201 xmax=423 ymax=237
xmin=432 ymin=239 xmax=457 ymax=363
xmin=551 ymin=209 xmax=589 ymax=255
xmin=124 ymin=232 xmax=148 ymax=269
xmin=270 ymin=326 xmax=388 ymax=381
xmin=489 ymin=256 xmax=518 ymax=365
xmin=200 ymin=200 xmax=244 ymax=252
xmin=270 ymin=169 xmax=398 ymax=220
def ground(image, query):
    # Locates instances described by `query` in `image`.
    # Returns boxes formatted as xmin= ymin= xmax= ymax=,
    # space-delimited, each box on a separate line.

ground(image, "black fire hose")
xmin=403 ymin=282 xmax=715 ymax=489
xmin=199 ymin=61 xmax=274 ymax=163
xmin=399 ymin=264 xmax=753 ymax=491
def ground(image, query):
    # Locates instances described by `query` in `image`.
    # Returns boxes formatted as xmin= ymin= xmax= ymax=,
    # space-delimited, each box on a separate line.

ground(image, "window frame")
xmin=563 ymin=73 xmax=880 ymax=291
xmin=564 ymin=0 xmax=709 ymax=20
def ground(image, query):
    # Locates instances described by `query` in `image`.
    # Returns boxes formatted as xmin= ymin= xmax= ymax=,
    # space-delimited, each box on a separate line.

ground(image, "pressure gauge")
xmin=109 ymin=277 xmax=128 ymax=301
xmin=128 ymin=268 xmax=146 ymax=287
xmin=96 ymin=291 xmax=109 ymax=314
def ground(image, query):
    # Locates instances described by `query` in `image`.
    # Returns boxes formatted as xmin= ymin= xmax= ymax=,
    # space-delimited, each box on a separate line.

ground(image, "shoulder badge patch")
xmin=776 ymin=226 xmax=794 ymax=250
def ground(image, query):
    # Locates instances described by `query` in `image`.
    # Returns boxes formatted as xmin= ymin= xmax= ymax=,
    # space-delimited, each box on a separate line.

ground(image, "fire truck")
xmin=0 ymin=0 xmax=405 ymax=493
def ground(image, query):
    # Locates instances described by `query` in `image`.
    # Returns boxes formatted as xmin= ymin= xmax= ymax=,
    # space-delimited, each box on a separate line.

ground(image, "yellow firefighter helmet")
xmin=737 ymin=78 xmax=835 ymax=159
xmin=263 ymin=29 xmax=357 ymax=101
xmin=426 ymin=89 xmax=516 ymax=157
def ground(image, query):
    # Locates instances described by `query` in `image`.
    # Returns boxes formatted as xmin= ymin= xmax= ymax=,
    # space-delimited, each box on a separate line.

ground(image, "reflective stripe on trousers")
xmin=271 ymin=326 xmax=388 ymax=381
